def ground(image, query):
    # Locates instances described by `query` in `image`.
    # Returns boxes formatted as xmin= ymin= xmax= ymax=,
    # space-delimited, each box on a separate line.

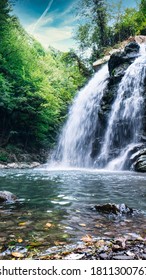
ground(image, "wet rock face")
xmin=92 ymin=41 xmax=146 ymax=170
xmin=108 ymin=41 xmax=140 ymax=79
xmin=108 ymin=52 xmax=130 ymax=77
xmin=135 ymin=157 xmax=146 ymax=172
xmin=124 ymin=147 xmax=146 ymax=172
xmin=133 ymin=151 xmax=146 ymax=172
xmin=94 ymin=203 xmax=133 ymax=215
xmin=124 ymin=42 xmax=140 ymax=54
xmin=92 ymin=40 xmax=146 ymax=170
xmin=0 ymin=191 xmax=17 ymax=203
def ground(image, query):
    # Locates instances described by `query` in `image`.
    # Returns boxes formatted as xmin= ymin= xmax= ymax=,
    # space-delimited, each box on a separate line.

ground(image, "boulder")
xmin=133 ymin=154 xmax=146 ymax=172
xmin=0 ymin=191 xmax=17 ymax=203
xmin=120 ymin=144 xmax=145 ymax=170
xmin=108 ymin=41 xmax=140 ymax=79
xmin=124 ymin=42 xmax=140 ymax=54
xmin=127 ymin=147 xmax=146 ymax=172
xmin=94 ymin=203 xmax=133 ymax=215
xmin=108 ymin=51 xmax=129 ymax=76
xmin=110 ymin=63 xmax=130 ymax=82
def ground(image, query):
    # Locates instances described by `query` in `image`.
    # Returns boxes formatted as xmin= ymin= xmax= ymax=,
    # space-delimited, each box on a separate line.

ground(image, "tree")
xmin=113 ymin=8 xmax=138 ymax=43
xmin=75 ymin=0 xmax=146 ymax=62
xmin=0 ymin=2 xmax=87 ymax=152
xmin=136 ymin=0 xmax=146 ymax=34
xmin=140 ymin=0 xmax=146 ymax=13
xmin=75 ymin=0 xmax=109 ymax=59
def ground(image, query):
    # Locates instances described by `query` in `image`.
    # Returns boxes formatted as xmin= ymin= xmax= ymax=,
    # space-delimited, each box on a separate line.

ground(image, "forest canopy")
xmin=0 ymin=0 xmax=87 ymax=156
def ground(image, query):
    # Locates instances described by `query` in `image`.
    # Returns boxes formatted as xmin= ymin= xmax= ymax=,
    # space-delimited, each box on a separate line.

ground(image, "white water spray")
xmin=53 ymin=64 xmax=109 ymax=167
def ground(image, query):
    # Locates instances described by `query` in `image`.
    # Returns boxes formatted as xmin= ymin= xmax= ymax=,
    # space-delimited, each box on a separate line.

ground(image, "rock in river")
xmin=0 ymin=191 xmax=17 ymax=203
xmin=94 ymin=203 xmax=133 ymax=215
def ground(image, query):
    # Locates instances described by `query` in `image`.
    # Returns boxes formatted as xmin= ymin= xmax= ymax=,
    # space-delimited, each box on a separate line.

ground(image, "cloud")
xmin=27 ymin=16 xmax=54 ymax=33
xmin=31 ymin=0 xmax=54 ymax=33
xmin=23 ymin=0 xmax=79 ymax=51
xmin=28 ymin=25 xmax=76 ymax=51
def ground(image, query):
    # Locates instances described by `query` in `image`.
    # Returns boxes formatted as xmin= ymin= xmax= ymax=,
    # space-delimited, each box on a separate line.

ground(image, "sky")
xmin=13 ymin=0 xmax=138 ymax=52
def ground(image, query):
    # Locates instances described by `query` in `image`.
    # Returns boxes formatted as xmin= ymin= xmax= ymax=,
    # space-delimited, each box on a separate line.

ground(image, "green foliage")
xmin=75 ymin=0 xmax=109 ymax=58
xmin=0 ymin=1 xmax=87 ymax=152
xmin=0 ymin=151 xmax=8 ymax=162
xmin=75 ymin=0 xmax=146 ymax=61
xmin=136 ymin=0 xmax=146 ymax=34
xmin=113 ymin=8 xmax=139 ymax=42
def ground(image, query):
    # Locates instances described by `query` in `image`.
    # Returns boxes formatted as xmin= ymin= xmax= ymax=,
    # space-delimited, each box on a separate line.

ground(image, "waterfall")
xmin=51 ymin=44 xmax=146 ymax=171
xmin=97 ymin=51 xmax=146 ymax=170
xmin=53 ymin=64 xmax=109 ymax=167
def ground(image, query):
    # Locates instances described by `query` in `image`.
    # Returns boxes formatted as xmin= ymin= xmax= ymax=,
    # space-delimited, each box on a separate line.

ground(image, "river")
xmin=0 ymin=167 xmax=146 ymax=256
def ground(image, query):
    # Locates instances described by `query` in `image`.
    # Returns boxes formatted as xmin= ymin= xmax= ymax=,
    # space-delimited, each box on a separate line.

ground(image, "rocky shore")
xmin=0 ymin=162 xmax=41 ymax=169
xmin=39 ymin=236 xmax=146 ymax=260
xmin=0 ymin=147 xmax=48 ymax=169
xmin=1 ymin=233 xmax=146 ymax=260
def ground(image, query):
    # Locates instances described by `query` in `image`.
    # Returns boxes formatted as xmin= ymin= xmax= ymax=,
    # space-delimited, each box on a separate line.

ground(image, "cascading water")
xmin=97 ymin=51 xmax=146 ymax=170
xmin=53 ymin=64 xmax=109 ymax=167
xmin=51 ymin=44 xmax=146 ymax=170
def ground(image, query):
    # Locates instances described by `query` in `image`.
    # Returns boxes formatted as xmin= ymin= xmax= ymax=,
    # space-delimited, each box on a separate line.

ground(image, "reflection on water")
xmin=0 ymin=168 xmax=146 ymax=248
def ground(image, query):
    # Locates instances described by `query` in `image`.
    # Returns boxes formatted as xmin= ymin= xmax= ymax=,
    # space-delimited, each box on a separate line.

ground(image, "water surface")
xmin=0 ymin=168 xmax=146 ymax=251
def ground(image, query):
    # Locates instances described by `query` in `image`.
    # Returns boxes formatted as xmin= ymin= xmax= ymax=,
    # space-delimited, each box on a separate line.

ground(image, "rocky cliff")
xmin=92 ymin=38 xmax=146 ymax=172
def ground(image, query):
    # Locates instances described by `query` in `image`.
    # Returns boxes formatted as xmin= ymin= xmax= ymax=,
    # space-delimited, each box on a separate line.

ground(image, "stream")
xmin=0 ymin=167 xmax=146 ymax=257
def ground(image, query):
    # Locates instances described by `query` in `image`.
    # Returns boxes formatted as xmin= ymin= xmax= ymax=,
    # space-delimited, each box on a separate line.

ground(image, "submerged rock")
xmin=94 ymin=203 xmax=133 ymax=215
xmin=0 ymin=191 xmax=17 ymax=203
